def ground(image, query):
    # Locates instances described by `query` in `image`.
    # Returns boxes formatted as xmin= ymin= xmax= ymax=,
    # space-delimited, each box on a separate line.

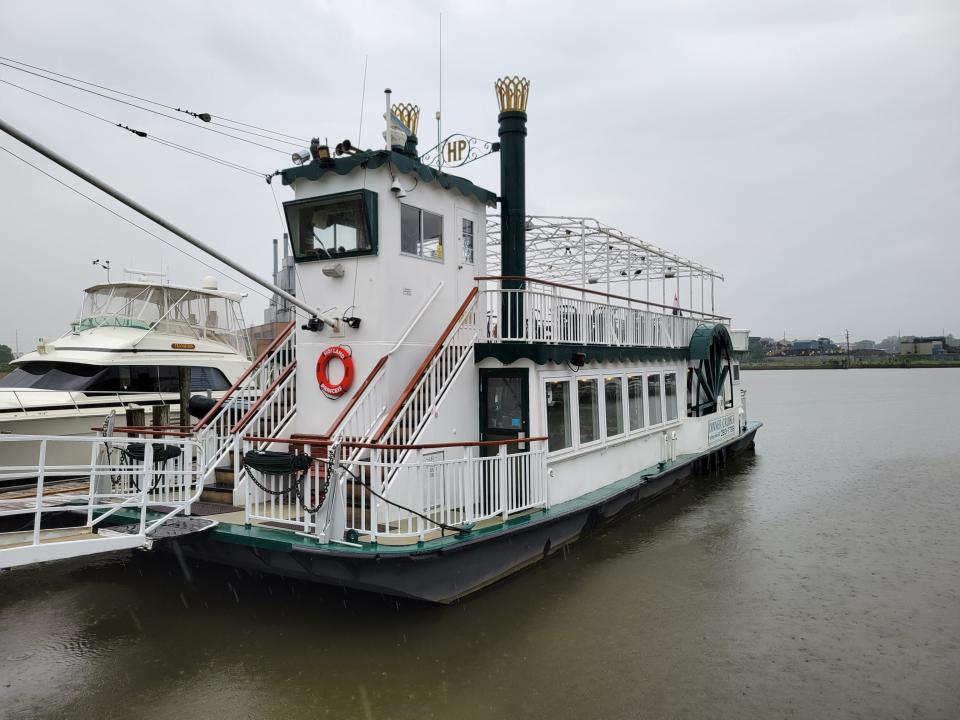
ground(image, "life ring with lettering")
xmin=316 ymin=345 xmax=354 ymax=398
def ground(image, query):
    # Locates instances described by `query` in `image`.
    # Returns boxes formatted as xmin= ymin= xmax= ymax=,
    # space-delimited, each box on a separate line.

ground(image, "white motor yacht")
xmin=0 ymin=276 xmax=253 ymax=470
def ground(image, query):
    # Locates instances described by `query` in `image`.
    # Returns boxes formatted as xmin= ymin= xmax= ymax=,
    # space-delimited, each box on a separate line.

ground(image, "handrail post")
xmin=140 ymin=442 xmax=153 ymax=535
xmin=370 ymin=448 xmax=379 ymax=543
xmin=465 ymin=445 xmax=475 ymax=523
xmin=32 ymin=439 xmax=48 ymax=546
xmin=499 ymin=443 xmax=508 ymax=521
xmin=87 ymin=435 xmax=101 ymax=527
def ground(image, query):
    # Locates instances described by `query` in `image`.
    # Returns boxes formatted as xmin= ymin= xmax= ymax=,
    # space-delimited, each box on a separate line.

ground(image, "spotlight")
xmin=292 ymin=149 xmax=310 ymax=165
xmin=571 ymin=352 xmax=587 ymax=367
xmin=344 ymin=316 xmax=362 ymax=329
xmin=301 ymin=317 xmax=322 ymax=332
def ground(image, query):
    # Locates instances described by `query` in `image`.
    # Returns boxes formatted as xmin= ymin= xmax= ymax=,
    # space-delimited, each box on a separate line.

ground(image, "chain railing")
xmin=242 ymin=439 xmax=548 ymax=543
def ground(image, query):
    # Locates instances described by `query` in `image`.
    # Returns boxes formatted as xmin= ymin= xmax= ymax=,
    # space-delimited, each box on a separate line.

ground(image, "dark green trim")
xmin=283 ymin=189 xmax=378 ymax=263
xmin=281 ymin=150 xmax=497 ymax=207
xmin=474 ymin=342 xmax=688 ymax=365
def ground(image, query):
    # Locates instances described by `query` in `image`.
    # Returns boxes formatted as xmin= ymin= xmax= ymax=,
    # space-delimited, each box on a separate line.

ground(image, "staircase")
xmin=342 ymin=288 xmax=479 ymax=520
xmin=193 ymin=321 xmax=297 ymax=505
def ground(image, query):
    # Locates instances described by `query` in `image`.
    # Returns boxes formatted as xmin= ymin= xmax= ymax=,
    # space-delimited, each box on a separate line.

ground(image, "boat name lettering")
xmin=707 ymin=413 xmax=736 ymax=446
xmin=171 ymin=343 xmax=195 ymax=350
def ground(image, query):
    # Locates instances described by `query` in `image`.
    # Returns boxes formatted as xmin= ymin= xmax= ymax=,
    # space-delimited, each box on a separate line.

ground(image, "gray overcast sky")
xmin=0 ymin=0 xmax=957 ymax=350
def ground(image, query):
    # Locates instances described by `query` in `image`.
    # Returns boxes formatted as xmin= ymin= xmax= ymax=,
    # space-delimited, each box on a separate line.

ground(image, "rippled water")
xmin=1 ymin=369 xmax=958 ymax=720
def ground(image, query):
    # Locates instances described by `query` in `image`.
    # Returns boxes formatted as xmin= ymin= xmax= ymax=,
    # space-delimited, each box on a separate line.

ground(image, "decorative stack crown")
xmin=391 ymin=103 xmax=420 ymax=135
xmin=495 ymin=76 xmax=530 ymax=113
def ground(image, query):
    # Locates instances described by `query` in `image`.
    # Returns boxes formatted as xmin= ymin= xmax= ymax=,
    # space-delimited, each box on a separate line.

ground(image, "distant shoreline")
xmin=743 ymin=360 xmax=960 ymax=370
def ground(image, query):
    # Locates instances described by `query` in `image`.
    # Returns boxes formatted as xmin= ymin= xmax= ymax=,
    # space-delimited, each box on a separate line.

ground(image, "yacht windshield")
xmin=0 ymin=362 xmax=231 ymax=393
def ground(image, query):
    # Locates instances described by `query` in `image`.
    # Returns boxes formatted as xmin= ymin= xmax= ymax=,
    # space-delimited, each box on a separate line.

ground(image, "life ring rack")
xmin=316 ymin=345 xmax=354 ymax=399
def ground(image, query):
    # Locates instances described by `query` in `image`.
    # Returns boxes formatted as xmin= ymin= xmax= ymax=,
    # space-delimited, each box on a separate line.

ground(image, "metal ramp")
xmin=0 ymin=434 xmax=206 ymax=571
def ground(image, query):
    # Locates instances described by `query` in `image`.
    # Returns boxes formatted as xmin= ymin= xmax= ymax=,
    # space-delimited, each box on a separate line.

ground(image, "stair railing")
xmin=372 ymin=288 xmax=479 ymax=482
xmin=193 ymin=320 xmax=295 ymax=483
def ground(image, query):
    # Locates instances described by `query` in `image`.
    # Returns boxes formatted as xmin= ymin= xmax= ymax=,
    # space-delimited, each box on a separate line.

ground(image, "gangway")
xmin=0 ymin=434 xmax=212 ymax=569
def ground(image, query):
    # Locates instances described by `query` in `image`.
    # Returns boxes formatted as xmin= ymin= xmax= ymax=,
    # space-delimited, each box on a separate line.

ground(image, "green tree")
xmin=0 ymin=344 xmax=13 ymax=365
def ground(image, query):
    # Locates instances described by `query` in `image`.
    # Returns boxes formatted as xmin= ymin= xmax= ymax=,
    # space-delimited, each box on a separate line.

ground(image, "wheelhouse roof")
xmin=486 ymin=215 xmax=723 ymax=285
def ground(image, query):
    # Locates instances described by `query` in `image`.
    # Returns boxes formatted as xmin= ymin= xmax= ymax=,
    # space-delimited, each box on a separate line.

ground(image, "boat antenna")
xmin=92 ymin=258 xmax=111 ymax=282
xmin=357 ymin=55 xmax=368 ymax=148
xmin=0 ymin=116 xmax=338 ymax=331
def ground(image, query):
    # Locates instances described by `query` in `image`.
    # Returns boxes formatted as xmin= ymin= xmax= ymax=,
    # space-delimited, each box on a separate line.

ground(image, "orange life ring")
xmin=316 ymin=345 xmax=354 ymax=398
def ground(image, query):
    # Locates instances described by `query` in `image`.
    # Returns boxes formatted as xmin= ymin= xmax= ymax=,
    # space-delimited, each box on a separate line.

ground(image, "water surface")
xmin=1 ymin=369 xmax=958 ymax=719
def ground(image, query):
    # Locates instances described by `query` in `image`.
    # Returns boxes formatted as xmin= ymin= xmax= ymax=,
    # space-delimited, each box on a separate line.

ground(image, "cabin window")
xmin=647 ymin=374 xmax=663 ymax=425
xmin=462 ymin=218 xmax=474 ymax=264
xmin=604 ymin=376 xmax=624 ymax=437
xmin=664 ymin=372 xmax=678 ymax=421
xmin=401 ymin=204 xmax=444 ymax=261
xmin=577 ymin=378 xmax=599 ymax=444
xmin=732 ymin=363 xmax=740 ymax=384
xmin=627 ymin=374 xmax=644 ymax=431
xmin=544 ymin=380 xmax=572 ymax=452
xmin=0 ymin=362 xmax=230 ymax=393
xmin=285 ymin=190 xmax=378 ymax=262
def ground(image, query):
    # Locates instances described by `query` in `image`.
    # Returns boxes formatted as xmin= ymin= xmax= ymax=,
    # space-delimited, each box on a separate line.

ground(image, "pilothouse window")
xmin=285 ymin=191 xmax=378 ymax=261
xmin=401 ymin=204 xmax=444 ymax=261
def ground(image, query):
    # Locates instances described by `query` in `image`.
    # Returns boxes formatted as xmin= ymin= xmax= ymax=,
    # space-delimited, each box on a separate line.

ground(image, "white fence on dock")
xmin=0 ymin=434 xmax=204 ymax=568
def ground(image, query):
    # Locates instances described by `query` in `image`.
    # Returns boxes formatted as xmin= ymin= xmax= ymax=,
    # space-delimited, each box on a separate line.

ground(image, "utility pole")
xmin=845 ymin=329 xmax=851 ymax=368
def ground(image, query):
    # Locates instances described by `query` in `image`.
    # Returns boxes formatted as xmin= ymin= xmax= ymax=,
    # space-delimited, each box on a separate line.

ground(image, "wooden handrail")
xmin=475 ymin=275 xmax=730 ymax=321
xmin=372 ymin=287 xmax=479 ymax=440
xmin=228 ymin=361 xmax=297 ymax=434
xmin=109 ymin=426 xmax=193 ymax=438
xmin=321 ymin=354 xmax=389 ymax=438
xmin=243 ymin=435 xmax=547 ymax=451
xmin=193 ymin=320 xmax=295 ymax=431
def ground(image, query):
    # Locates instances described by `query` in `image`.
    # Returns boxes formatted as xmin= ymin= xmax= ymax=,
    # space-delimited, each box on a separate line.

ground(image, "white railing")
xmin=0 ymin=434 xmax=204 ymax=568
xmin=376 ymin=293 xmax=479 ymax=470
xmin=332 ymin=361 xmax=389 ymax=445
xmin=478 ymin=277 xmax=729 ymax=349
xmin=230 ymin=364 xmax=298 ymax=501
xmin=194 ymin=321 xmax=295 ymax=482
xmin=244 ymin=441 xmax=548 ymax=542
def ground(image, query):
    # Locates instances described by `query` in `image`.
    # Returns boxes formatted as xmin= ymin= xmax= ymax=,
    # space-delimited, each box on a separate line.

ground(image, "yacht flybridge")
xmin=0 ymin=77 xmax=761 ymax=602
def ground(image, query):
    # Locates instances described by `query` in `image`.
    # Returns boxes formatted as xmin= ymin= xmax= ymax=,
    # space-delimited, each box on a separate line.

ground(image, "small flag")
xmin=672 ymin=292 xmax=682 ymax=317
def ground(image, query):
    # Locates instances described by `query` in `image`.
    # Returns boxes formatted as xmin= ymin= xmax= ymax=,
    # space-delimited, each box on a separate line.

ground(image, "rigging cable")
xmin=0 ymin=141 xmax=304 ymax=312
xmin=0 ymin=60 xmax=293 ymax=154
xmin=0 ymin=54 xmax=309 ymax=145
xmin=0 ymin=77 xmax=268 ymax=178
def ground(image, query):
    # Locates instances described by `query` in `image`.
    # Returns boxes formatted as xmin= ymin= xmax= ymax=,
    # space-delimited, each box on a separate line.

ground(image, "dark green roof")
xmin=281 ymin=150 xmax=498 ymax=206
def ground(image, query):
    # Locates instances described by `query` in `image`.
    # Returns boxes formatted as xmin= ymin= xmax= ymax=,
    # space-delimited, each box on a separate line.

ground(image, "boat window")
xmin=647 ymin=374 xmax=663 ymax=425
xmin=401 ymin=204 xmax=444 ymax=261
xmin=462 ymin=218 xmax=474 ymax=264
xmin=485 ymin=375 xmax=524 ymax=431
xmin=0 ymin=362 xmax=230 ymax=394
xmin=285 ymin=190 xmax=378 ymax=262
xmin=604 ymin=376 xmax=623 ymax=437
xmin=544 ymin=380 xmax=572 ymax=452
xmin=577 ymin=378 xmax=599 ymax=444
xmin=732 ymin=363 xmax=740 ymax=383
xmin=627 ymin=374 xmax=644 ymax=431
xmin=664 ymin=372 xmax=678 ymax=421
xmin=0 ymin=362 xmax=103 ymax=391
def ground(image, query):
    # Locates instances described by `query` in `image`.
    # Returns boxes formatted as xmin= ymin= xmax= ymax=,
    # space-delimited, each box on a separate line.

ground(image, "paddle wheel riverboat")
xmin=0 ymin=77 xmax=760 ymax=601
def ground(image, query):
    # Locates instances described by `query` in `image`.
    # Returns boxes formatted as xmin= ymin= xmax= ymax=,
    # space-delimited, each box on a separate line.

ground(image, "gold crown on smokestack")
xmin=495 ymin=76 xmax=530 ymax=112
xmin=391 ymin=103 xmax=420 ymax=135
